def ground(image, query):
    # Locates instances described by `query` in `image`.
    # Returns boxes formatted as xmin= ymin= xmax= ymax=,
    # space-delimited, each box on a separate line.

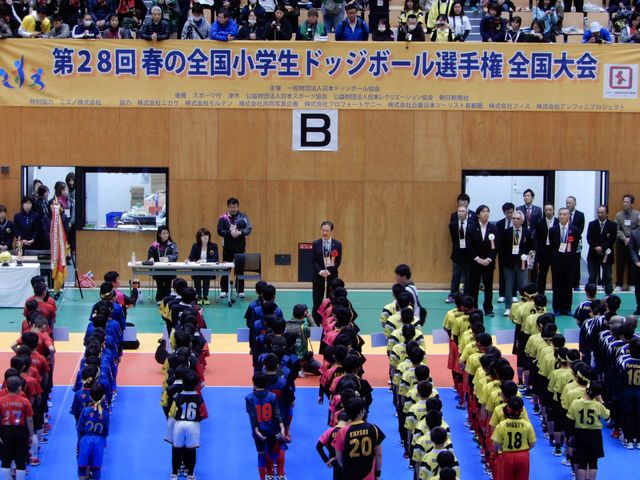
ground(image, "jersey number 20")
xmin=349 ymin=437 xmax=373 ymax=458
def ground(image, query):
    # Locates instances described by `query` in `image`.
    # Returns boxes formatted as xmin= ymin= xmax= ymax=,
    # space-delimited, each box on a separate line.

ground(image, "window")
xmin=76 ymin=168 xmax=168 ymax=231
xmin=22 ymin=166 xmax=76 ymax=199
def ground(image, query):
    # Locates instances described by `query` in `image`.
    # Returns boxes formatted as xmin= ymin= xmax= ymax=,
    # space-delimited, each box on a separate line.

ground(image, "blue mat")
xmin=31 ymin=386 xmax=637 ymax=480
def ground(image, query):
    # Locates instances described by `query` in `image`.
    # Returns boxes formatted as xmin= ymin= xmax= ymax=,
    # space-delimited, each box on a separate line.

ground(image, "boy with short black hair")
xmin=0 ymin=376 xmax=34 ymax=480
xmin=246 ymin=372 xmax=285 ymax=480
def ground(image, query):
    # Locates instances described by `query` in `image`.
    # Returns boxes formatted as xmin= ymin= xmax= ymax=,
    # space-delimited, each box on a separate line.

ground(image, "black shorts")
xmin=516 ymin=332 xmax=530 ymax=369
xmin=573 ymin=428 xmax=604 ymax=466
xmin=0 ymin=426 xmax=29 ymax=469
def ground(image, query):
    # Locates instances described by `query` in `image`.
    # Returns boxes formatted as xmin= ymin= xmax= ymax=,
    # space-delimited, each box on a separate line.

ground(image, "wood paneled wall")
xmin=0 ymin=107 xmax=637 ymax=286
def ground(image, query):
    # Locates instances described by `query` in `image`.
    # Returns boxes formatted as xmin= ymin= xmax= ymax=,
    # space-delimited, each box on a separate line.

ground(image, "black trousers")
xmin=572 ymin=251 xmax=582 ymax=288
xmin=153 ymin=276 xmax=174 ymax=302
xmin=551 ymin=255 xmax=575 ymax=313
xmin=633 ymin=265 xmax=640 ymax=311
xmin=616 ymin=240 xmax=636 ymax=287
xmin=312 ymin=272 xmax=337 ymax=324
xmin=0 ymin=426 xmax=29 ymax=469
xmin=536 ymin=256 xmax=551 ymax=295
xmin=466 ymin=263 xmax=495 ymax=314
xmin=564 ymin=0 xmax=583 ymax=12
xmin=221 ymin=247 xmax=244 ymax=293
xmin=192 ymin=275 xmax=215 ymax=299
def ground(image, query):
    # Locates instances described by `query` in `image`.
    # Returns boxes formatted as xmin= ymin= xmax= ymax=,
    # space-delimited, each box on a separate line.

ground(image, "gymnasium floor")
xmin=2 ymin=288 xmax=639 ymax=480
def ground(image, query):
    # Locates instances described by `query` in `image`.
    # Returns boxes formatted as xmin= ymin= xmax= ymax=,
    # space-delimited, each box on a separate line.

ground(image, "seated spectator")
xmin=58 ymin=0 xmax=82 ymax=31
xmin=398 ymin=13 xmax=425 ymax=41
xmin=152 ymin=0 xmax=180 ymax=33
xmin=141 ymin=5 xmax=170 ymax=39
xmin=532 ymin=0 xmax=557 ymax=42
xmin=122 ymin=0 xmax=148 ymax=32
xmin=527 ymin=18 xmax=548 ymax=41
xmin=266 ymin=5 xmax=292 ymax=39
xmin=18 ymin=7 xmax=51 ymax=38
xmin=210 ymin=8 xmax=238 ymax=40
xmin=430 ymin=13 xmax=454 ymax=41
xmin=479 ymin=2 xmax=506 ymax=42
xmin=181 ymin=3 xmax=210 ymax=39
xmin=607 ymin=0 xmax=629 ymax=14
xmin=335 ymin=3 xmax=369 ymax=40
xmin=504 ymin=15 xmax=526 ymax=41
xmin=621 ymin=11 xmax=640 ymax=43
xmin=10 ymin=0 xmax=31 ymax=27
xmin=238 ymin=10 xmax=266 ymax=39
xmin=103 ymin=13 xmax=132 ymax=37
xmin=282 ymin=0 xmax=299 ymax=32
xmin=398 ymin=0 xmax=424 ymax=26
xmin=0 ymin=7 xmax=13 ymax=38
xmin=583 ymin=20 xmax=612 ymax=43
xmin=448 ymin=1 xmax=471 ymax=41
xmin=295 ymin=8 xmax=326 ymax=40
xmin=240 ymin=0 xmax=267 ymax=26
xmin=47 ymin=14 xmax=71 ymax=38
xmin=371 ymin=17 xmax=394 ymax=40
xmin=496 ymin=0 xmax=516 ymax=11
xmin=72 ymin=12 xmax=102 ymax=37
xmin=87 ymin=0 xmax=114 ymax=30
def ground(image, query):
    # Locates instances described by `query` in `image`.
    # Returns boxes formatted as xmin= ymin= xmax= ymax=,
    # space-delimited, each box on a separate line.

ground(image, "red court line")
xmin=0 ymin=352 xmax=82 ymax=387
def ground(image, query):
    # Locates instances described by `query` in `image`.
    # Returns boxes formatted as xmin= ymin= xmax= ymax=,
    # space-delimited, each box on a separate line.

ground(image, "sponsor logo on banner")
xmin=603 ymin=64 xmax=638 ymax=99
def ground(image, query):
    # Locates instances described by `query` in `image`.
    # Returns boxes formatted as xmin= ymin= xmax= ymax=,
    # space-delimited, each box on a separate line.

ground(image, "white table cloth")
xmin=0 ymin=263 xmax=41 ymax=308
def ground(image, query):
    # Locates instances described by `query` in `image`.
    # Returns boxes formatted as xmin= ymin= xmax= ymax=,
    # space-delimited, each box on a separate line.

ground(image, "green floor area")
xmin=2 ymin=287 xmax=637 ymax=335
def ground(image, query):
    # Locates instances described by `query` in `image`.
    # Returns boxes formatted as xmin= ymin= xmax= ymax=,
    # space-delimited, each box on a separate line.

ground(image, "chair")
xmin=587 ymin=11 xmax=610 ymax=30
xmin=233 ymin=253 xmax=262 ymax=299
xmin=517 ymin=10 xmax=533 ymax=28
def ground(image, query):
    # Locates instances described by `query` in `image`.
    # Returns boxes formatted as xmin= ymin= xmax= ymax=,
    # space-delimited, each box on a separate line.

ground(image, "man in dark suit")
xmin=586 ymin=205 xmax=617 ymax=295
xmin=517 ymin=189 xmax=543 ymax=236
xmin=466 ymin=205 xmax=499 ymax=317
xmin=449 ymin=193 xmax=477 ymax=224
xmin=311 ymin=220 xmax=342 ymax=324
xmin=499 ymin=210 xmax=536 ymax=316
xmin=549 ymin=207 xmax=580 ymax=315
xmin=535 ymin=203 xmax=558 ymax=294
xmin=628 ymin=228 xmax=640 ymax=315
xmin=496 ymin=202 xmax=515 ymax=304
xmin=447 ymin=205 xmax=474 ymax=303
xmin=566 ymin=195 xmax=585 ymax=291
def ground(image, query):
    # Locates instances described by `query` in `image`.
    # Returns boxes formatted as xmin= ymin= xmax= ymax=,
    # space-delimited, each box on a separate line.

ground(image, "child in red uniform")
xmin=0 ymin=376 xmax=35 ymax=480
xmin=317 ymin=411 xmax=348 ymax=480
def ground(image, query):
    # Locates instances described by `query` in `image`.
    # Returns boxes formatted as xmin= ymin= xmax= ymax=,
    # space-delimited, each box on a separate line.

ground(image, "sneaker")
xmin=635 ymin=442 xmax=640 ymax=449
xmin=202 ymin=298 xmax=210 ymax=305
xmin=266 ymin=476 xmax=274 ymax=480
xmin=219 ymin=292 xmax=227 ymax=299
xmin=30 ymin=457 xmax=40 ymax=466
xmin=197 ymin=298 xmax=204 ymax=305
xmin=614 ymin=286 xmax=623 ymax=292
xmin=497 ymin=297 xmax=505 ymax=303
xmin=187 ymin=476 xmax=197 ymax=480
xmin=503 ymin=309 xmax=511 ymax=317
xmin=512 ymin=297 xmax=519 ymax=303
xmin=40 ymin=436 xmax=48 ymax=444
xmin=523 ymin=390 xmax=533 ymax=399
xmin=573 ymin=287 xmax=581 ymax=292
xmin=631 ymin=286 xmax=636 ymax=293
xmin=239 ymin=292 xmax=246 ymax=298
xmin=170 ymin=476 xmax=178 ymax=480
xmin=486 ymin=312 xmax=495 ymax=317
xmin=561 ymin=458 xmax=572 ymax=466
xmin=445 ymin=296 xmax=454 ymax=303
xmin=455 ymin=403 xmax=467 ymax=410
xmin=612 ymin=428 xmax=621 ymax=439
xmin=624 ymin=439 xmax=635 ymax=449
xmin=533 ymin=405 xmax=541 ymax=415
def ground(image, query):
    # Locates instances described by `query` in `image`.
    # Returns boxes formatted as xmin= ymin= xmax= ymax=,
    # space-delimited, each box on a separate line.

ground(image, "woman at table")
xmin=13 ymin=196 xmax=42 ymax=250
xmin=188 ymin=227 xmax=219 ymax=305
xmin=148 ymin=225 xmax=179 ymax=302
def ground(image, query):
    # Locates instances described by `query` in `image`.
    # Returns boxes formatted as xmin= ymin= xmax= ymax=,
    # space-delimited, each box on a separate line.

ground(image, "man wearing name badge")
xmin=496 ymin=202 xmax=516 ymax=305
xmin=446 ymin=205 xmax=474 ymax=304
xmin=549 ymin=207 xmax=579 ymax=316
xmin=627 ymin=227 xmax=640 ymax=315
xmin=466 ymin=205 xmax=499 ymax=317
xmin=535 ymin=203 xmax=558 ymax=294
xmin=615 ymin=194 xmax=640 ymax=293
xmin=586 ymin=205 xmax=617 ymax=296
xmin=499 ymin=211 xmax=535 ymax=317
xmin=566 ymin=196 xmax=585 ymax=292
xmin=311 ymin=221 xmax=342 ymax=325
xmin=217 ymin=197 xmax=252 ymax=299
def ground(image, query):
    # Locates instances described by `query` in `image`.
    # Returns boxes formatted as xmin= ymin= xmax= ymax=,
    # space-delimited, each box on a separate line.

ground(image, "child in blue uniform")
xmin=246 ymin=372 xmax=286 ymax=480
xmin=77 ymin=384 xmax=110 ymax=480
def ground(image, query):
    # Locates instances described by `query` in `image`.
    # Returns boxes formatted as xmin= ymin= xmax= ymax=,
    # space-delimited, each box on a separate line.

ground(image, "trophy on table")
xmin=16 ymin=238 xmax=23 ymax=266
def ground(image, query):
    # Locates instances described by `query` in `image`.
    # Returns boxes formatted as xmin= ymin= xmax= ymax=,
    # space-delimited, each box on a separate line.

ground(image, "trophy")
xmin=16 ymin=238 xmax=23 ymax=266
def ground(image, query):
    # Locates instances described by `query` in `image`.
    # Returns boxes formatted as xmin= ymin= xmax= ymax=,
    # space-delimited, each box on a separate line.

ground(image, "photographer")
xmin=583 ymin=20 xmax=612 ymax=43
xmin=266 ymin=5 xmax=292 ymax=39
xmin=397 ymin=13 xmax=425 ymax=41
xmin=238 ymin=10 xmax=266 ymax=38
xmin=430 ymin=13 xmax=453 ymax=41
xmin=72 ymin=12 xmax=102 ymax=38
xmin=18 ymin=6 xmax=51 ymax=37
xmin=181 ymin=3 xmax=210 ymax=39
xmin=295 ymin=7 xmax=326 ymax=39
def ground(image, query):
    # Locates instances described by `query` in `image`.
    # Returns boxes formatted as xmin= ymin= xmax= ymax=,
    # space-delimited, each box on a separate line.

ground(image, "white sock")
xmin=1 ymin=468 xmax=11 ymax=480
xmin=15 ymin=470 xmax=26 ymax=480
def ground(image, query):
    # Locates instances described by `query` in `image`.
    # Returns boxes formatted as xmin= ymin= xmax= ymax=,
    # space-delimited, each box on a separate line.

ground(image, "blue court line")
xmin=29 ymin=386 xmax=637 ymax=480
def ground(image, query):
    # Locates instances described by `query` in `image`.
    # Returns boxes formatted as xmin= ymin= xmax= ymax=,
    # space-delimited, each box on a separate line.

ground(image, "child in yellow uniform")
xmin=492 ymin=396 xmax=536 ymax=480
xmin=419 ymin=427 xmax=459 ymax=480
xmin=567 ymin=381 xmax=610 ymax=480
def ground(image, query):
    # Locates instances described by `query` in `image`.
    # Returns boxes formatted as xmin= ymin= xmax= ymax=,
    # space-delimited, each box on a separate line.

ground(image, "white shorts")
xmin=165 ymin=417 xmax=176 ymax=444
xmin=173 ymin=421 xmax=200 ymax=449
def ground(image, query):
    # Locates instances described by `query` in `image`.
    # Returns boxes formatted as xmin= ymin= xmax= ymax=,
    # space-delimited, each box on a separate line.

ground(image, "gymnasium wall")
xmin=0 ymin=107 xmax=637 ymax=286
